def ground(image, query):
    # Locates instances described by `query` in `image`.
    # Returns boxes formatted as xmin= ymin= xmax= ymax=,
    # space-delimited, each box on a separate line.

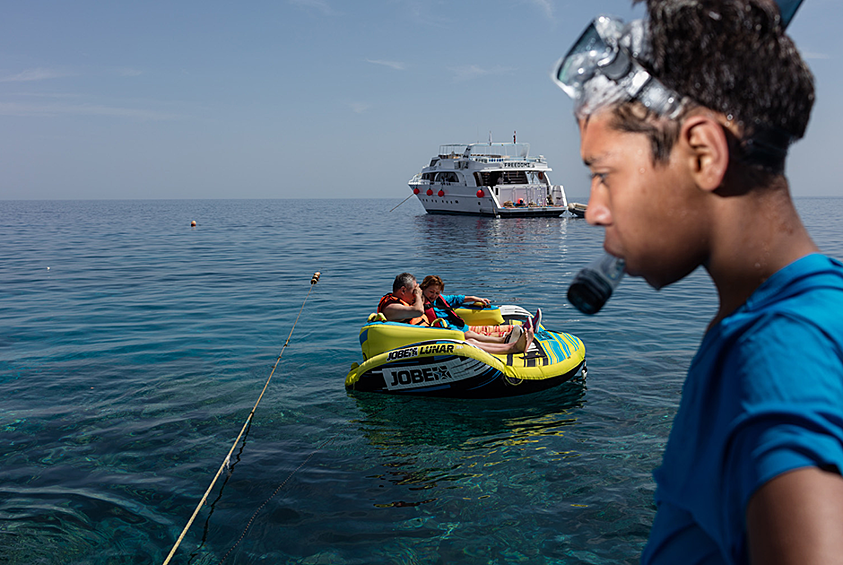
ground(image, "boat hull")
xmin=567 ymin=202 xmax=587 ymax=218
xmin=424 ymin=206 xmax=568 ymax=218
xmin=413 ymin=186 xmax=569 ymax=218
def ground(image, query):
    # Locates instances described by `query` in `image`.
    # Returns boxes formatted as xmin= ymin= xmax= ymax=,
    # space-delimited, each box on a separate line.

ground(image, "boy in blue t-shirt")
xmin=552 ymin=0 xmax=843 ymax=563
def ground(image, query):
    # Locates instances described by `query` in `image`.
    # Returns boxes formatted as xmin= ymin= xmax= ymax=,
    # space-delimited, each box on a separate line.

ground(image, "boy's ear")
xmin=680 ymin=115 xmax=730 ymax=192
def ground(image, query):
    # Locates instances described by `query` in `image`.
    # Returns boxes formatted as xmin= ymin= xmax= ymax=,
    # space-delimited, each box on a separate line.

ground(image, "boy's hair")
xmin=420 ymin=275 xmax=444 ymax=291
xmin=392 ymin=273 xmax=417 ymax=293
xmin=616 ymin=0 xmax=815 ymax=176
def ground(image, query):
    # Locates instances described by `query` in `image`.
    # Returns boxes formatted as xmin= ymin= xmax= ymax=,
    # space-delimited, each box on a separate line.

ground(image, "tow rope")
xmin=162 ymin=271 xmax=321 ymax=565
xmin=389 ymin=193 xmax=416 ymax=213
xmin=216 ymin=431 xmax=340 ymax=564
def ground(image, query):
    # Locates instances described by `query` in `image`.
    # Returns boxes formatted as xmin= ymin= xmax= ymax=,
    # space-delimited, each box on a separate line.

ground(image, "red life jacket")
xmin=424 ymin=296 xmax=466 ymax=328
xmin=424 ymin=303 xmax=438 ymax=325
xmin=378 ymin=293 xmax=429 ymax=326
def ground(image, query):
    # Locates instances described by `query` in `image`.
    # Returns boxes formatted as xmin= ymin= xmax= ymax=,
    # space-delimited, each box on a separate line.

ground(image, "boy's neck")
xmin=704 ymin=182 xmax=818 ymax=330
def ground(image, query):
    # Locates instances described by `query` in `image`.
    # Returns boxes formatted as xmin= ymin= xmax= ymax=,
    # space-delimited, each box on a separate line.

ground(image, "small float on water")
xmin=346 ymin=305 xmax=586 ymax=398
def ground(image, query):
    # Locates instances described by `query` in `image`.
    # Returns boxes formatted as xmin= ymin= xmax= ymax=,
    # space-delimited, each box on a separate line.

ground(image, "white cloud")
xmin=348 ymin=101 xmax=371 ymax=114
xmin=289 ymin=0 xmax=340 ymax=16
xmin=7 ymin=92 xmax=84 ymax=99
xmin=366 ymin=59 xmax=406 ymax=71
xmin=393 ymin=0 xmax=452 ymax=27
xmin=449 ymin=64 xmax=515 ymax=82
xmin=524 ymin=0 xmax=554 ymax=20
xmin=0 ymin=101 xmax=182 ymax=120
xmin=0 ymin=68 xmax=73 ymax=83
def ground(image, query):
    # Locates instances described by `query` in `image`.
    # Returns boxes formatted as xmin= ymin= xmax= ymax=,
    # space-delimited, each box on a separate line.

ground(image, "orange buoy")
xmin=190 ymin=220 xmax=196 ymax=227
xmin=476 ymin=189 xmax=484 ymax=198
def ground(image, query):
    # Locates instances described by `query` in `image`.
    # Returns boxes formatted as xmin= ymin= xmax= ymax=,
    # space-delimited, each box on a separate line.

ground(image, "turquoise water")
xmin=1 ymin=198 xmax=840 ymax=564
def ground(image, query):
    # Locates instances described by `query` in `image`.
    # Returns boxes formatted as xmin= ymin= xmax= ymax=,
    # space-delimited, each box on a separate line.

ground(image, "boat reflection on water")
xmin=413 ymin=213 xmax=570 ymax=255
xmin=348 ymin=378 xmax=586 ymax=506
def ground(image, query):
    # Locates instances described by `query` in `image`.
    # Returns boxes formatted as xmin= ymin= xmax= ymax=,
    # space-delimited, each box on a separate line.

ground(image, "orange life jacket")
xmin=377 ymin=293 xmax=430 ymax=326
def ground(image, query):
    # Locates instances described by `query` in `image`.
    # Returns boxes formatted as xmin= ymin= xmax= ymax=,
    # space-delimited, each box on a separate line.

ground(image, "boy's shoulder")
xmin=706 ymin=254 xmax=843 ymax=374
xmin=714 ymin=254 xmax=843 ymax=391
xmin=746 ymin=254 xmax=843 ymax=321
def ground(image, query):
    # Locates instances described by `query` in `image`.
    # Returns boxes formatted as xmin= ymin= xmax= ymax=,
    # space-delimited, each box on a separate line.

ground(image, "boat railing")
xmin=492 ymin=184 xmax=567 ymax=208
xmin=471 ymin=155 xmax=546 ymax=164
xmin=438 ymin=142 xmax=532 ymax=160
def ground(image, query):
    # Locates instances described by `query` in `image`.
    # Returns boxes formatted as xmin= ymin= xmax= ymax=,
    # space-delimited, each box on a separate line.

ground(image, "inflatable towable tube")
xmin=345 ymin=305 xmax=586 ymax=398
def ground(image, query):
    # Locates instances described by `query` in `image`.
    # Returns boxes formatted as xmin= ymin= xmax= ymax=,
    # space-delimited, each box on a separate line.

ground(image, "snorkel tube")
xmin=565 ymin=0 xmax=805 ymax=315
xmin=567 ymin=254 xmax=625 ymax=315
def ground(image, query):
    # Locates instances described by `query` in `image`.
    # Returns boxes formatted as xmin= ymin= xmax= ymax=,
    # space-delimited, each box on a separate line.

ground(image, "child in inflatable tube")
xmin=378 ymin=272 xmax=533 ymax=354
xmin=420 ymin=275 xmax=540 ymax=352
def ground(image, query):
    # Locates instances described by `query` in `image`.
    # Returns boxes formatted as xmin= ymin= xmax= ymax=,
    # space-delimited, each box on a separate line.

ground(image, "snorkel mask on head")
xmin=559 ymin=0 xmax=806 ymax=315
xmin=552 ymin=15 xmax=684 ymax=120
xmin=552 ymin=0 xmax=804 ymax=120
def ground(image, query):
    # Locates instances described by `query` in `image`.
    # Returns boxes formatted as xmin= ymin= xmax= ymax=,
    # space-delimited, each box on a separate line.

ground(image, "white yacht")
xmin=408 ymin=141 xmax=568 ymax=217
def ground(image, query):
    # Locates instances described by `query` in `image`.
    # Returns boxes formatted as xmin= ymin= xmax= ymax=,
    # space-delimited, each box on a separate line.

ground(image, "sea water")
xmin=1 ymin=198 xmax=841 ymax=564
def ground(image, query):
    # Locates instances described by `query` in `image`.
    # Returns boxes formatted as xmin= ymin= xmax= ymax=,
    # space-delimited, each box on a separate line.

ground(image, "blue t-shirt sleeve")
xmin=721 ymin=312 xmax=843 ymax=553
xmin=442 ymin=294 xmax=465 ymax=308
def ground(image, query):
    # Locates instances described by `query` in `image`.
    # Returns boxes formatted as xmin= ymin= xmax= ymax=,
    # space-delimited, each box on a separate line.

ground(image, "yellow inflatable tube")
xmin=453 ymin=304 xmax=505 ymax=326
xmin=360 ymin=313 xmax=465 ymax=360
xmin=348 ymin=308 xmax=586 ymax=398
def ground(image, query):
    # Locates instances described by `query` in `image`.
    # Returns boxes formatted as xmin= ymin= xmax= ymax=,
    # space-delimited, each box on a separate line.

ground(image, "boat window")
xmin=422 ymin=173 xmax=436 ymax=181
xmin=434 ymin=172 xmax=460 ymax=183
xmin=478 ymin=171 xmax=530 ymax=185
xmin=526 ymin=171 xmax=546 ymax=184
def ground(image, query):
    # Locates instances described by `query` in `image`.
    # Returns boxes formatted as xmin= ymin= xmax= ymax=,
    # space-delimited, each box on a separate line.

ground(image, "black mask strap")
xmin=740 ymin=124 xmax=793 ymax=174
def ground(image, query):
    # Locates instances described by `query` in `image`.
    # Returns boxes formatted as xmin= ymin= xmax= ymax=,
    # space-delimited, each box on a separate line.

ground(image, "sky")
xmin=1 ymin=0 xmax=841 ymax=201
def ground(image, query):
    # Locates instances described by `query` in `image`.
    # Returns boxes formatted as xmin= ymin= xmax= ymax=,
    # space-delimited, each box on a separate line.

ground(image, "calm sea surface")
xmin=2 ymin=198 xmax=842 ymax=564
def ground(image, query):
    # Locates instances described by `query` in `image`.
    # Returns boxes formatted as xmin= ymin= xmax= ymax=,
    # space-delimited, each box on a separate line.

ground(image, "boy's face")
xmin=579 ymin=110 xmax=710 ymax=289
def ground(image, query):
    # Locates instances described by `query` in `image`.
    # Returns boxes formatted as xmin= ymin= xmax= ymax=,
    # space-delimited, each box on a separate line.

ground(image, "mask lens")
xmin=553 ymin=15 xmax=685 ymax=119
xmin=555 ymin=22 xmax=615 ymax=98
